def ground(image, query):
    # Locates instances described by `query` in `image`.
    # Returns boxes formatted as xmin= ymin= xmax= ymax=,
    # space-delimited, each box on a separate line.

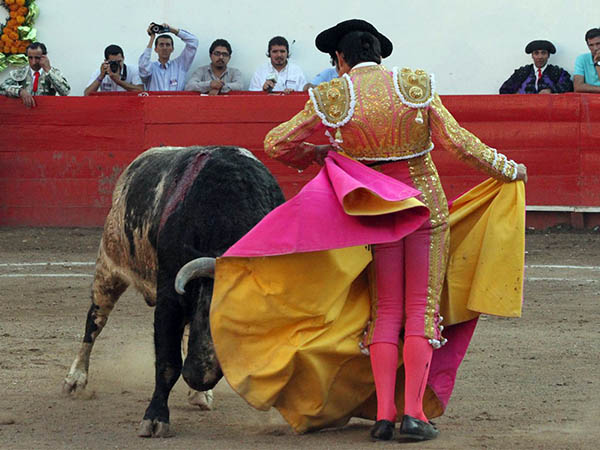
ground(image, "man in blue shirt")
xmin=138 ymin=22 xmax=198 ymax=91
xmin=574 ymin=27 xmax=600 ymax=93
xmin=303 ymin=53 xmax=340 ymax=91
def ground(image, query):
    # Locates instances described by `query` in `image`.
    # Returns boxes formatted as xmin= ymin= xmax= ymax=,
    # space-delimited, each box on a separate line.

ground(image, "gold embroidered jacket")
xmin=264 ymin=64 xmax=517 ymax=182
xmin=0 ymin=66 xmax=71 ymax=98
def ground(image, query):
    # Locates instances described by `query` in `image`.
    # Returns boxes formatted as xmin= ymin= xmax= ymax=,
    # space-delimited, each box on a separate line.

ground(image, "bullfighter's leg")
xmin=63 ymin=253 xmax=129 ymax=394
xmin=138 ymin=287 xmax=185 ymax=438
xmin=182 ymin=325 xmax=214 ymax=410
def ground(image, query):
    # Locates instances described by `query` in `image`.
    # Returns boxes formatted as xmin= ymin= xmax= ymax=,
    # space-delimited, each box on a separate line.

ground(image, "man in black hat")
xmin=499 ymin=40 xmax=573 ymax=94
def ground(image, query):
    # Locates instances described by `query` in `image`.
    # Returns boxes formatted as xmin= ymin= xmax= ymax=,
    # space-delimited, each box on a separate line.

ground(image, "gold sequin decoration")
xmin=333 ymin=65 xmax=432 ymax=160
xmin=329 ymin=104 xmax=342 ymax=118
xmin=263 ymin=99 xmax=322 ymax=169
xmin=327 ymin=87 xmax=340 ymax=100
xmin=407 ymin=154 xmax=449 ymax=340
xmin=429 ymin=94 xmax=517 ymax=182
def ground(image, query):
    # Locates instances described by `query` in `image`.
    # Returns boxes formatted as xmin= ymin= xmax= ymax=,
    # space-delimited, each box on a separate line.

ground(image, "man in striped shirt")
xmin=138 ymin=22 xmax=198 ymax=91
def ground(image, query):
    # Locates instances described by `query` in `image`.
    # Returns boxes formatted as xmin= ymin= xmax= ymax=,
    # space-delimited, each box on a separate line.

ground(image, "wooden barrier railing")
xmin=1 ymin=92 xmax=599 ymax=228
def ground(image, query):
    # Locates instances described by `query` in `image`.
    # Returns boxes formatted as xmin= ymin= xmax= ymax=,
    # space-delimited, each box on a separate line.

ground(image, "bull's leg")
xmin=182 ymin=324 xmax=214 ymax=410
xmin=63 ymin=256 xmax=129 ymax=394
xmin=138 ymin=295 xmax=185 ymax=438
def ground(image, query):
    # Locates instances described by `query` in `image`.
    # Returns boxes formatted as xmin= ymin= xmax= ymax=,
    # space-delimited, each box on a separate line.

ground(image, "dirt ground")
xmin=0 ymin=227 xmax=598 ymax=450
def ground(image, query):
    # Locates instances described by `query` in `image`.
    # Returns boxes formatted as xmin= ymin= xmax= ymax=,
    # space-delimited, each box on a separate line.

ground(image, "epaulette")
xmin=10 ymin=66 xmax=28 ymax=82
xmin=393 ymin=67 xmax=435 ymax=108
xmin=308 ymin=74 xmax=356 ymax=129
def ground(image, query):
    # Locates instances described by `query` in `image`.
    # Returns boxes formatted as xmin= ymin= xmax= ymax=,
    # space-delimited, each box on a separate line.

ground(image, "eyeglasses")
xmin=212 ymin=51 xmax=230 ymax=58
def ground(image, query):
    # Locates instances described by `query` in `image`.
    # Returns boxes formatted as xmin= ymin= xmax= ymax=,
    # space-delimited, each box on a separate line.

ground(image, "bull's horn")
xmin=175 ymin=257 xmax=216 ymax=294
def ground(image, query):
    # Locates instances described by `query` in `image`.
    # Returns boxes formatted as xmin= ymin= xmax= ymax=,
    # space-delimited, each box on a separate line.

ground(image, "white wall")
xmin=1 ymin=0 xmax=597 ymax=95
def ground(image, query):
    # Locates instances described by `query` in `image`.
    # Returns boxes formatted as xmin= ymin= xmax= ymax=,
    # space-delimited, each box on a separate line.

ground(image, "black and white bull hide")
xmin=63 ymin=146 xmax=284 ymax=437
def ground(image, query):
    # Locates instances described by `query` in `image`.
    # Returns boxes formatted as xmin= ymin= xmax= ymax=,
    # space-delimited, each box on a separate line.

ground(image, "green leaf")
xmin=25 ymin=2 xmax=39 ymax=24
xmin=18 ymin=25 xmax=36 ymax=41
xmin=7 ymin=54 xmax=28 ymax=65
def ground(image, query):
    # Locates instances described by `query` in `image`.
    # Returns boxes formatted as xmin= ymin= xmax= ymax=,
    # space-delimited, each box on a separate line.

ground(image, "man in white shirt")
xmin=138 ymin=22 xmax=198 ymax=91
xmin=84 ymin=44 xmax=143 ymax=95
xmin=249 ymin=36 xmax=306 ymax=94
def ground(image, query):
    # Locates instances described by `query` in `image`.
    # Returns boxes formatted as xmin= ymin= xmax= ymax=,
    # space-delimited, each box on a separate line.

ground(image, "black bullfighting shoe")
xmin=398 ymin=415 xmax=440 ymax=441
xmin=370 ymin=419 xmax=395 ymax=441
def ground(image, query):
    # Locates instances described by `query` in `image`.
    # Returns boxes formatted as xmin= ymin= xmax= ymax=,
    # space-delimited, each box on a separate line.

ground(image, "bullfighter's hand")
xmin=298 ymin=142 xmax=334 ymax=166
xmin=40 ymin=55 xmax=51 ymax=72
xmin=19 ymin=88 xmax=36 ymax=108
xmin=516 ymin=163 xmax=528 ymax=183
xmin=538 ymin=88 xmax=551 ymax=94
xmin=313 ymin=144 xmax=335 ymax=166
xmin=283 ymin=88 xmax=294 ymax=94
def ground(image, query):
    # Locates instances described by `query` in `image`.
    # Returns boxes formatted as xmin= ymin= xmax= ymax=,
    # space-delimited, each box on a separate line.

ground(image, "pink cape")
xmin=224 ymin=152 xmax=430 ymax=257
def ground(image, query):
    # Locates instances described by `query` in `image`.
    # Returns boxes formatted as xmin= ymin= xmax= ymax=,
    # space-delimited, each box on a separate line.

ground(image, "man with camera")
xmin=248 ymin=36 xmax=306 ymax=94
xmin=84 ymin=45 xmax=143 ymax=95
xmin=138 ymin=22 xmax=198 ymax=91
xmin=185 ymin=39 xmax=243 ymax=95
xmin=0 ymin=42 xmax=70 ymax=108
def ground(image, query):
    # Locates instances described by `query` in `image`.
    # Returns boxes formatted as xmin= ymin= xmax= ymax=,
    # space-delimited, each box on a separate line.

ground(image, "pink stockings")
xmin=370 ymin=338 xmax=433 ymax=422
xmin=369 ymin=234 xmax=435 ymax=423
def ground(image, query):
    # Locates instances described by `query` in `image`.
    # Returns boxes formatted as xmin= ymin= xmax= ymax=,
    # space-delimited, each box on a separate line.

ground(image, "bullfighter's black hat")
xmin=315 ymin=19 xmax=393 ymax=58
xmin=525 ymin=40 xmax=556 ymax=54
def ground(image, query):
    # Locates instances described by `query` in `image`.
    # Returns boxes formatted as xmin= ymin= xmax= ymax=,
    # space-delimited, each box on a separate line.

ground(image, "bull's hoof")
xmin=62 ymin=372 xmax=88 ymax=395
xmin=138 ymin=419 xmax=171 ymax=438
xmin=187 ymin=389 xmax=214 ymax=410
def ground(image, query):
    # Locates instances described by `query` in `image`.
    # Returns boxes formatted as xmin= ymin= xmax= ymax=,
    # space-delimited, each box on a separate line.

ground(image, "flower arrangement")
xmin=0 ymin=0 xmax=38 ymax=71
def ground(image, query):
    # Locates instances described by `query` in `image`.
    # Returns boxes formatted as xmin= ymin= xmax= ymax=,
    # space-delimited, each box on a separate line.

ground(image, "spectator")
xmin=138 ymin=22 xmax=198 ymax=91
xmin=303 ymin=52 xmax=339 ymax=91
xmin=573 ymin=27 xmax=600 ymax=93
xmin=499 ymin=40 xmax=573 ymax=94
xmin=0 ymin=42 xmax=70 ymax=108
xmin=185 ymin=39 xmax=243 ymax=95
xmin=249 ymin=36 xmax=306 ymax=93
xmin=84 ymin=44 xmax=143 ymax=95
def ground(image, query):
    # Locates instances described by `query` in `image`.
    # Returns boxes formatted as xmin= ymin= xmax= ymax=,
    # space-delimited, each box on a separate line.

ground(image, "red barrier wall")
xmin=1 ymin=92 xmax=599 ymax=227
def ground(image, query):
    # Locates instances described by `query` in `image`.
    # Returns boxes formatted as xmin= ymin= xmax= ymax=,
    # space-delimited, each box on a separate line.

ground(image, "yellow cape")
xmin=210 ymin=178 xmax=525 ymax=432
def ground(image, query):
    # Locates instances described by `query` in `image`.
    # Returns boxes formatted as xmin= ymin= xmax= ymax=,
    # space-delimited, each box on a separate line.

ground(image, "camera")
xmin=108 ymin=61 xmax=121 ymax=73
xmin=149 ymin=22 xmax=169 ymax=35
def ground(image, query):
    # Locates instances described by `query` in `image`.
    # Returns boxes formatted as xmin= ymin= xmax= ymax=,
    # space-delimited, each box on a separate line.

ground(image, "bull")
xmin=63 ymin=146 xmax=284 ymax=437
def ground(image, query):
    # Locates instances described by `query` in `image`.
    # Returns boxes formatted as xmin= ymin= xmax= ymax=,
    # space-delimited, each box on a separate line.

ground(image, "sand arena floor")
xmin=0 ymin=227 xmax=598 ymax=449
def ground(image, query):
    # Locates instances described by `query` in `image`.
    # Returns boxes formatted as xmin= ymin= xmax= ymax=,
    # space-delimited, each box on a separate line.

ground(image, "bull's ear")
xmin=183 ymin=244 xmax=204 ymax=261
